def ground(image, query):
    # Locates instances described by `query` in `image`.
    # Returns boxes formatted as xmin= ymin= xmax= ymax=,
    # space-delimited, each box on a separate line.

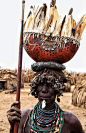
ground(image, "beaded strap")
xmin=22 ymin=110 xmax=32 ymax=133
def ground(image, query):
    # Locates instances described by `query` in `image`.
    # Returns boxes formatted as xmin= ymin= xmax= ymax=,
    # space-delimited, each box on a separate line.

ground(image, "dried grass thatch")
xmin=0 ymin=69 xmax=24 ymax=90
xmin=63 ymin=70 xmax=86 ymax=108
xmin=72 ymin=74 xmax=86 ymax=108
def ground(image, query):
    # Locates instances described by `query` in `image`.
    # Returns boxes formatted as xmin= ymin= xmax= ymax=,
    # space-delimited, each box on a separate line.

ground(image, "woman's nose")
xmin=42 ymin=84 xmax=48 ymax=93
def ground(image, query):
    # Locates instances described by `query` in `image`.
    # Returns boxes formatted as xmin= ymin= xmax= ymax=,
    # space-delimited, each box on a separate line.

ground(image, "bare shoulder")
xmin=21 ymin=109 xmax=31 ymax=117
xmin=21 ymin=109 xmax=31 ymax=125
xmin=18 ymin=109 xmax=31 ymax=133
xmin=63 ymin=111 xmax=85 ymax=133
xmin=63 ymin=111 xmax=78 ymax=124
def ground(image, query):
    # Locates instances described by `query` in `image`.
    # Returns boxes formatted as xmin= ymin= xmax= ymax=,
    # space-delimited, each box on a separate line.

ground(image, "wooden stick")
xmin=14 ymin=0 xmax=25 ymax=133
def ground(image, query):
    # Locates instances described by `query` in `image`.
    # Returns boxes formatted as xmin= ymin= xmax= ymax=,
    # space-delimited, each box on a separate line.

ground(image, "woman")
xmin=7 ymin=67 xmax=85 ymax=133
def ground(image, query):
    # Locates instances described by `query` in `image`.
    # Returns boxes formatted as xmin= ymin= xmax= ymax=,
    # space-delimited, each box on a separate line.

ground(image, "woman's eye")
xmin=40 ymin=82 xmax=44 ymax=85
xmin=47 ymin=83 xmax=52 ymax=87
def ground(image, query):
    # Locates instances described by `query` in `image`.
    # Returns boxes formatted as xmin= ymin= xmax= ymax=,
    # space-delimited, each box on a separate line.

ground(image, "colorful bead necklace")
xmin=28 ymin=102 xmax=64 ymax=133
xmin=34 ymin=102 xmax=59 ymax=127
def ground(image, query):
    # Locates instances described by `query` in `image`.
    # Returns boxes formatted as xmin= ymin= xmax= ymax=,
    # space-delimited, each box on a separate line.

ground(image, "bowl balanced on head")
xmin=23 ymin=0 xmax=86 ymax=64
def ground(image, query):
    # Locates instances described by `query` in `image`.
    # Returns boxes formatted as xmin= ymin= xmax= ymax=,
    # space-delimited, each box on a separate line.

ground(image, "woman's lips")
xmin=39 ymin=96 xmax=50 ymax=100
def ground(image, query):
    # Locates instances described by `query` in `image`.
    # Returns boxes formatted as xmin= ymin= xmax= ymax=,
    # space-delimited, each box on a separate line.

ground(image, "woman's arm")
xmin=63 ymin=111 xmax=85 ymax=133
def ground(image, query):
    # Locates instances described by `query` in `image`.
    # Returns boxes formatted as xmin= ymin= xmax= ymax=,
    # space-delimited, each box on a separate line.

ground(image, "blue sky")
xmin=0 ymin=0 xmax=86 ymax=73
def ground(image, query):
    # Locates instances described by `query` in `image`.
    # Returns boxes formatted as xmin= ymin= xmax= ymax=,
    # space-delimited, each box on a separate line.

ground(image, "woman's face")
xmin=37 ymin=80 xmax=56 ymax=110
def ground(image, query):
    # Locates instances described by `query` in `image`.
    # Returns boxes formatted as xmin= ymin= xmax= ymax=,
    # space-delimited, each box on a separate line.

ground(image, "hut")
xmin=0 ymin=79 xmax=7 ymax=91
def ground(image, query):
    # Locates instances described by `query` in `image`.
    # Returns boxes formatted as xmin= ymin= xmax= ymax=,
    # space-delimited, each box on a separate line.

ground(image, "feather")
xmin=51 ymin=7 xmax=59 ymax=36
xmin=43 ymin=5 xmax=55 ymax=35
xmin=34 ymin=7 xmax=43 ymax=30
xmin=44 ymin=14 xmax=54 ymax=35
xmin=35 ymin=4 xmax=47 ymax=33
xmin=55 ymin=15 xmax=62 ymax=36
xmin=24 ymin=14 xmax=32 ymax=32
xmin=71 ymin=19 xmax=76 ymax=37
xmin=49 ymin=6 xmax=55 ymax=18
xmin=60 ymin=15 xmax=66 ymax=36
xmin=52 ymin=21 xmax=57 ymax=36
xmin=61 ymin=15 xmax=72 ymax=37
xmin=24 ymin=6 xmax=37 ymax=32
xmin=46 ymin=6 xmax=58 ymax=35
xmin=75 ymin=14 xmax=86 ymax=41
xmin=42 ymin=3 xmax=47 ymax=18
xmin=27 ymin=11 xmax=32 ymax=19
xmin=72 ymin=19 xmax=76 ymax=29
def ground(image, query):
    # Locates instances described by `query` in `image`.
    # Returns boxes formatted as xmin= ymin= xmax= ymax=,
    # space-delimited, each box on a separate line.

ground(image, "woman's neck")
xmin=40 ymin=101 xmax=55 ymax=110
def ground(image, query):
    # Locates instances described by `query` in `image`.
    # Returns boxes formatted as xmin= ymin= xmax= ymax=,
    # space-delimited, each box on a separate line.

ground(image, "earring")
xmin=57 ymin=97 xmax=60 ymax=102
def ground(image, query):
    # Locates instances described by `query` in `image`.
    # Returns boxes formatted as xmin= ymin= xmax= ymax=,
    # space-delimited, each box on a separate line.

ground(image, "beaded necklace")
xmin=34 ymin=102 xmax=59 ymax=127
xmin=28 ymin=102 xmax=64 ymax=133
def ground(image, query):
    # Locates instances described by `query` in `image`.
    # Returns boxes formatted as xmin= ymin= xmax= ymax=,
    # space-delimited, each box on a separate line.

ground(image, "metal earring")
xmin=57 ymin=97 xmax=60 ymax=102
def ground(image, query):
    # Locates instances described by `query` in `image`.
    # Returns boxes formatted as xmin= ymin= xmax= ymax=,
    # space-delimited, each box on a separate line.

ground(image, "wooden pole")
xmin=14 ymin=0 xmax=25 ymax=132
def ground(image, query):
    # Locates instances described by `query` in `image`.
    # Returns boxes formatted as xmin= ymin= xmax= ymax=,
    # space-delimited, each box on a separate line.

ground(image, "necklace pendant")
xmin=42 ymin=100 xmax=46 ymax=109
